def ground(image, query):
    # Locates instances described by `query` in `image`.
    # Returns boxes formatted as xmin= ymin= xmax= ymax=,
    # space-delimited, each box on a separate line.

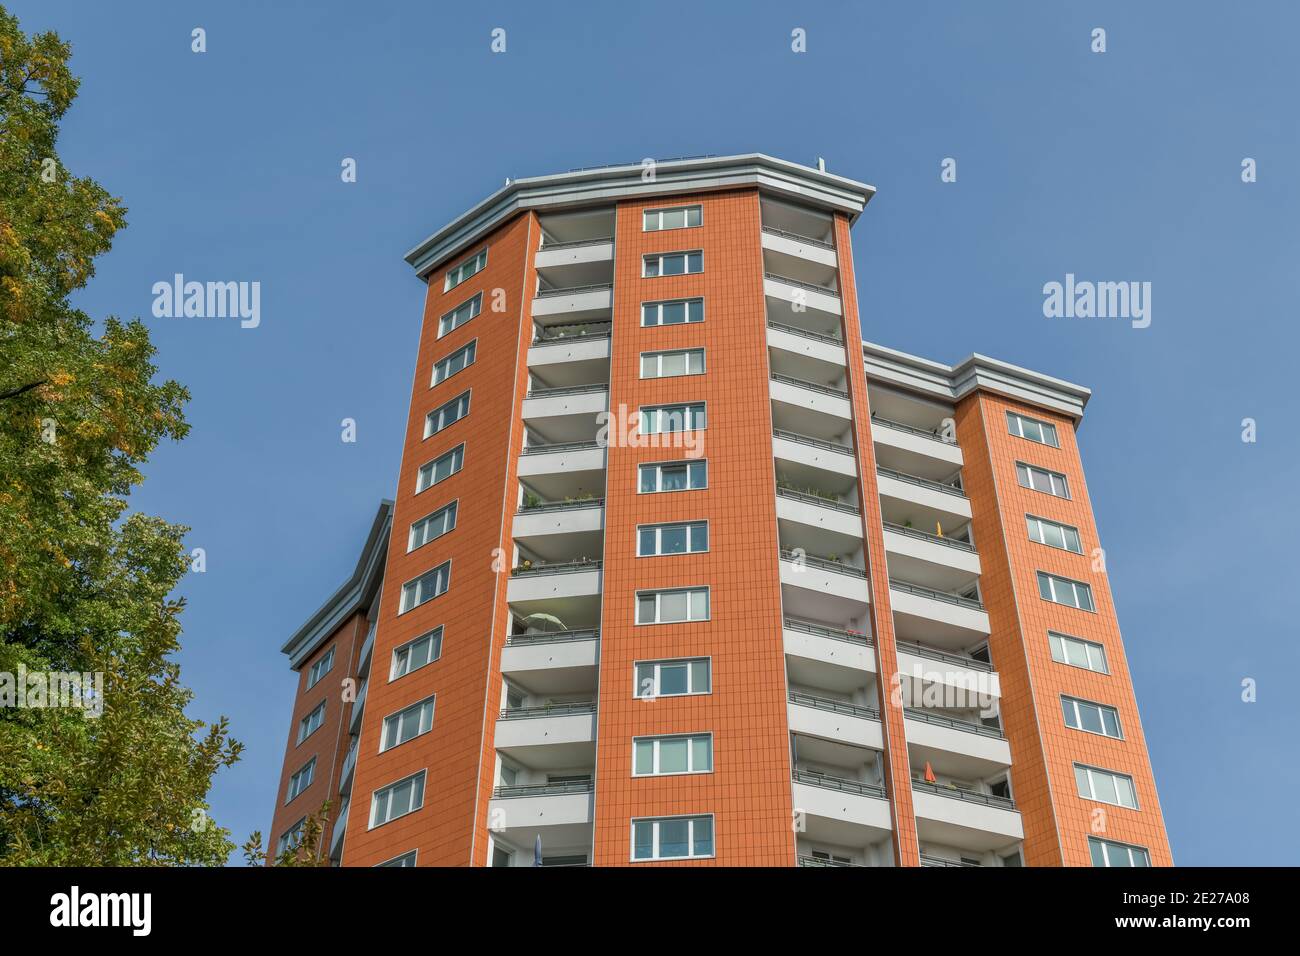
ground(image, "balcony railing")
xmin=772 ymin=372 xmax=849 ymax=399
xmin=876 ymin=466 xmax=966 ymax=498
xmin=339 ymin=739 xmax=358 ymax=794
xmin=905 ymin=707 xmax=1004 ymax=739
xmin=889 ymin=579 xmax=985 ymax=611
xmin=783 ymin=617 xmax=873 ymax=647
xmin=761 ymin=225 xmax=835 ymax=250
xmin=797 ymin=856 xmax=866 ymax=867
xmin=789 ymin=691 xmax=880 ymax=721
xmin=521 ymin=439 xmax=602 ymax=456
xmin=780 ymin=548 xmax=868 ymax=578
xmin=492 ymin=779 xmax=594 ymax=798
xmin=499 ymin=702 xmax=596 ymax=719
xmin=765 ymin=272 xmax=840 ymax=297
xmin=766 ymin=319 xmax=843 ymax=345
xmin=525 ymin=383 xmax=608 ymax=399
xmin=534 ymin=322 xmax=612 ymax=343
xmin=539 ymin=236 xmax=613 ymax=251
xmin=871 ymin=414 xmax=958 ymax=446
xmin=895 ymin=639 xmax=992 ymax=672
xmin=777 ymin=485 xmax=860 ymax=514
xmin=511 ymin=558 xmax=602 ymax=577
xmin=535 ymin=282 xmax=612 ymax=298
xmin=911 ymin=778 xmax=1016 ymax=811
xmin=882 ymin=521 xmax=975 ymax=552
xmin=518 ymin=497 xmax=604 ymax=514
xmin=773 ymin=428 xmax=854 ymax=456
xmin=920 ymin=854 xmax=981 ymax=867
xmin=792 ymin=768 xmax=886 ymax=799
xmin=506 ymin=627 xmax=600 ymax=646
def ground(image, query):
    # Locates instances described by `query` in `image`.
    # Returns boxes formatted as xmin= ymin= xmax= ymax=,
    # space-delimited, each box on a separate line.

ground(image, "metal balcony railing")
xmin=533 ymin=322 xmax=612 ymax=344
xmin=521 ymin=439 xmax=602 ymax=456
xmin=876 ymin=466 xmax=966 ymax=498
xmin=773 ymin=428 xmax=854 ymax=456
xmin=492 ymin=779 xmax=594 ymax=798
xmin=510 ymin=558 xmax=602 ymax=577
xmin=783 ymin=618 xmax=873 ymax=647
xmin=780 ymin=548 xmax=868 ymax=578
xmin=904 ymin=708 xmax=1005 ymax=739
xmin=895 ymin=639 xmax=992 ymax=672
xmin=518 ymin=497 xmax=604 ymax=514
xmin=766 ymin=319 xmax=843 ymax=345
xmin=777 ymin=485 xmax=860 ymax=514
xmin=889 ymin=579 xmax=985 ymax=611
xmin=788 ymin=691 xmax=879 ymax=721
xmin=911 ymin=778 xmax=1017 ymax=811
xmin=506 ymin=628 xmax=600 ymax=646
xmin=764 ymin=272 xmax=840 ymax=297
xmin=882 ymin=521 xmax=976 ymax=552
xmin=772 ymin=372 xmax=849 ymax=398
xmin=499 ymin=702 xmax=596 ymax=719
xmin=920 ymin=854 xmax=981 ymax=867
xmin=797 ymin=856 xmax=866 ymax=867
xmin=871 ymin=414 xmax=958 ymax=446
xmin=761 ymin=225 xmax=835 ymax=250
xmin=525 ymin=383 xmax=608 ymax=399
xmin=535 ymin=282 xmax=612 ymax=299
xmin=791 ymin=769 xmax=886 ymax=799
xmin=538 ymin=236 xmax=613 ymax=251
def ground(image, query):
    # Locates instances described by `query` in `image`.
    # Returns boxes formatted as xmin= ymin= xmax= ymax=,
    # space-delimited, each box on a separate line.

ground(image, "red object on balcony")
xmin=924 ymin=761 xmax=936 ymax=784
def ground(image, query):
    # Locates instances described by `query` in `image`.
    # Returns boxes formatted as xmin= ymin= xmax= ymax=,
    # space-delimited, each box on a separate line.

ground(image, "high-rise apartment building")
xmin=268 ymin=154 xmax=1171 ymax=868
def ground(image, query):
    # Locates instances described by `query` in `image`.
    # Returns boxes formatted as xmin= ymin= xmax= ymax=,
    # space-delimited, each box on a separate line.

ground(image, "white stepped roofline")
xmin=862 ymin=340 xmax=1092 ymax=424
xmin=404 ymin=153 xmax=876 ymax=279
xmin=280 ymin=500 xmax=393 ymax=669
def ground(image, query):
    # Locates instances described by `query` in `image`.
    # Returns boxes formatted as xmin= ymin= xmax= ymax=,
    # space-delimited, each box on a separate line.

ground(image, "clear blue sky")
xmin=15 ymin=0 xmax=1297 ymax=865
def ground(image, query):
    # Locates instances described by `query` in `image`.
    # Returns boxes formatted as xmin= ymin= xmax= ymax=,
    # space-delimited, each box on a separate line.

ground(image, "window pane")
xmin=659 ymin=819 xmax=689 ymax=857
xmin=688 ymin=461 xmax=706 ymax=487
xmin=1105 ymin=843 xmax=1131 ymax=867
xmin=643 ymin=211 xmax=655 ymax=230
xmin=1089 ymin=838 xmax=1107 ymax=867
xmin=687 ymin=252 xmax=702 ymax=272
xmin=692 ymin=817 xmax=713 ymax=856
xmin=659 ymin=663 xmax=688 ymax=695
xmin=663 ymin=255 xmax=684 ymax=276
xmin=692 ymin=523 xmax=708 ymax=551
xmin=687 ymin=299 xmax=703 ymax=322
xmin=659 ymin=590 xmax=688 ymax=622
xmin=634 ymin=740 xmax=654 ymax=775
xmin=1079 ymin=702 xmax=1104 ymax=734
xmin=660 ymin=526 xmax=688 ymax=554
xmin=1038 ymin=574 xmax=1053 ymax=601
xmin=639 ymin=528 xmax=656 ymax=555
xmin=645 ymin=258 xmax=659 ymax=277
xmin=1076 ymin=585 xmax=1094 ymax=611
xmin=663 ymin=301 xmax=685 ymax=324
xmin=633 ymin=821 xmax=653 ymax=859
xmin=1065 ymin=528 xmax=1081 ymax=552
xmin=688 ymin=350 xmax=703 ymax=374
xmin=1087 ymin=644 xmax=1107 ymax=672
xmin=663 ymin=208 xmax=685 ymax=229
xmin=687 ymin=207 xmax=701 ymax=227
xmin=662 ymin=465 xmax=687 ymax=490
xmin=641 ymin=355 xmax=656 ymax=377
xmin=1074 ymin=765 xmax=1090 ymax=797
xmin=662 ymin=352 xmax=686 ymax=376
xmin=642 ymin=303 xmax=656 ymax=325
xmin=1062 ymin=698 xmax=1077 ymax=728
xmin=691 ymin=589 xmax=709 ymax=620
xmin=1048 ymin=633 xmax=1064 ymax=663
xmin=658 ymin=738 xmax=688 ymax=773
xmin=1101 ymin=708 xmax=1120 ymax=738
xmin=1065 ymin=640 xmax=1089 ymax=668
xmin=1092 ymin=771 xmax=1118 ymax=805
xmin=636 ymin=595 xmax=655 ymax=623
xmin=692 ymin=736 xmax=712 ymax=771
xmin=640 ymin=466 xmax=656 ymax=492
xmin=636 ymin=663 xmax=654 ymax=697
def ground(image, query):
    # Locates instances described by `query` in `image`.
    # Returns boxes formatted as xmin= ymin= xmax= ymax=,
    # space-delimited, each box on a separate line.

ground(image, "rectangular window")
xmin=276 ymin=819 xmax=306 ymax=856
xmin=443 ymin=249 xmax=487 ymax=292
xmin=631 ymin=815 xmax=714 ymax=861
xmin=639 ymin=459 xmax=707 ymax=493
xmin=638 ymin=521 xmax=708 ymax=556
xmin=306 ymin=646 xmax=334 ymax=690
xmin=1049 ymin=630 xmax=1109 ymax=674
xmin=400 ymin=561 xmax=450 ymax=613
xmin=391 ymin=627 xmax=443 ymax=680
xmin=1062 ymin=695 xmax=1123 ymax=739
xmin=1088 ymin=836 xmax=1150 ymax=867
xmin=1037 ymin=571 xmax=1095 ymax=611
xmin=643 ymin=205 xmax=702 ymax=231
xmin=1007 ymin=411 xmax=1060 ymax=448
xmin=641 ymin=348 xmax=705 ymax=379
xmin=370 ymin=771 xmax=426 ymax=828
xmin=1016 ymin=461 xmax=1070 ymax=498
xmin=376 ymin=850 xmax=418 ymax=867
xmin=1075 ymin=764 xmax=1138 ymax=809
xmin=381 ymin=696 xmax=436 ymax=752
xmin=635 ymin=658 xmax=711 ymax=698
xmin=636 ymin=587 xmax=710 ymax=625
xmin=286 ymin=757 xmax=316 ymax=802
xmin=643 ymin=250 xmax=703 ymax=277
xmin=424 ymin=391 xmax=470 ymax=438
xmin=633 ymin=734 xmax=713 ymax=776
xmin=409 ymin=501 xmax=457 ymax=552
xmin=297 ymin=701 xmax=325 ymax=744
xmin=416 ymin=445 xmax=464 ymax=493
xmin=431 ymin=340 xmax=476 ymax=386
xmin=640 ymin=403 xmax=706 ymax=434
xmin=1026 ymin=514 xmax=1083 ymax=554
xmin=642 ymin=298 xmax=704 ymax=327
xmin=437 ymin=293 xmax=481 ymax=338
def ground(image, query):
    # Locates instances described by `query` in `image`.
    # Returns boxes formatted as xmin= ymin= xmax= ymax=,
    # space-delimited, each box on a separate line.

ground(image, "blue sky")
xmin=15 ymin=0 xmax=1298 ymax=865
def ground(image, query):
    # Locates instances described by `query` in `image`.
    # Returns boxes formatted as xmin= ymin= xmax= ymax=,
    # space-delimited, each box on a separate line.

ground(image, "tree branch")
xmin=0 ymin=379 xmax=47 ymax=400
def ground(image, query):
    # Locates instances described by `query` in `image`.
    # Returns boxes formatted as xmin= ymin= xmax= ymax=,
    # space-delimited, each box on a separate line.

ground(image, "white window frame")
xmin=277 ymin=818 xmax=306 ymax=856
xmin=635 ymin=587 xmax=710 ymax=625
xmin=437 ymin=292 xmax=482 ymax=338
xmin=390 ymin=627 xmax=443 ymax=681
xmin=443 ymin=248 xmax=487 ymax=292
xmin=637 ymin=520 xmax=709 ymax=557
xmin=380 ymin=695 xmax=436 ymax=753
xmin=376 ymin=850 xmax=418 ymax=867
xmin=424 ymin=390 xmax=470 ymax=438
xmin=634 ymin=657 xmax=712 ymax=699
xmin=642 ymin=250 xmax=703 ymax=278
xmin=369 ymin=770 xmax=427 ymax=829
xmin=1074 ymin=763 xmax=1139 ymax=809
xmin=1088 ymin=836 xmax=1150 ymax=867
xmin=306 ymin=646 xmax=334 ymax=690
xmin=416 ymin=444 xmax=465 ymax=494
xmin=1061 ymin=694 xmax=1124 ymax=739
xmin=1048 ymin=630 xmax=1109 ymax=674
xmin=431 ymin=339 xmax=477 ymax=387
xmin=297 ymin=700 xmax=325 ymax=744
xmin=641 ymin=297 xmax=704 ymax=327
xmin=1007 ymin=410 xmax=1060 ymax=448
xmin=1016 ymin=461 xmax=1070 ymax=499
xmin=638 ymin=459 xmax=707 ymax=494
xmin=399 ymin=561 xmax=451 ymax=614
xmin=640 ymin=348 xmax=705 ymax=379
xmin=632 ymin=733 xmax=714 ymax=777
xmin=1026 ymin=513 xmax=1083 ymax=554
xmin=640 ymin=402 xmax=706 ymax=435
xmin=643 ymin=204 xmax=702 ymax=232
xmin=630 ymin=814 xmax=715 ymax=862
xmin=1037 ymin=571 xmax=1095 ymax=611
xmin=408 ymin=500 xmax=458 ymax=552
xmin=286 ymin=757 xmax=316 ymax=803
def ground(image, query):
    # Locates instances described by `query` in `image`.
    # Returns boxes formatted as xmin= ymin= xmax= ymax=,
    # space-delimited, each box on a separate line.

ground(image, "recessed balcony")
xmin=329 ymin=796 xmax=349 ymax=862
xmin=494 ymin=702 xmax=597 ymax=769
xmin=339 ymin=737 xmax=357 ymax=797
xmin=517 ymin=440 xmax=606 ymax=501
xmin=488 ymin=778 xmax=595 ymax=860
xmin=882 ymin=521 xmax=980 ymax=592
xmin=761 ymin=225 xmax=839 ymax=270
xmin=770 ymin=373 xmax=853 ymax=438
xmin=500 ymin=629 xmax=600 ymax=696
xmin=764 ymin=273 xmax=842 ymax=324
xmin=788 ymin=691 xmax=884 ymax=751
xmin=527 ymin=332 xmax=611 ymax=387
xmin=889 ymin=579 xmax=991 ymax=648
xmin=767 ymin=320 xmax=846 ymax=374
xmin=870 ymin=415 xmax=963 ymax=480
xmin=513 ymin=498 xmax=604 ymax=562
xmin=776 ymin=485 xmax=864 ymax=553
xmin=904 ymin=709 xmax=1012 ymax=779
xmin=356 ymin=622 xmax=375 ymax=680
xmin=791 ymin=769 xmax=893 ymax=848
xmin=876 ymin=466 xmax=972 ymax=530
xmin=783 ymin=618 xmax=876 ymax=685
xmin=534 ymin=237 xmax=614 ymax=288
xmin=911 ymin=780 xmax=1023 ymax=852
xmin=895 ymin=640 xmax=1000 ymax=709
xmin=780 ymin=548 xmax=871 ymax=620
xmin=531 ymin=283 xmax=613 ymax=324
xmin=348 ymin=678 xmax=367 ymax=734
xmin=506 ymin=559 xmax=602 ymax=625
xmin=521 ymin=384 xmax=607 ymax=444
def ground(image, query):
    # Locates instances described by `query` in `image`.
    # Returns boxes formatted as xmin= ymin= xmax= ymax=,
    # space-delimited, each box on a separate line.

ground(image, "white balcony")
xmin=761 ymin=227 xmax=839 ymax=269
xmin=770 ymin=376 xmax=852 ymax=439
xmin=764 ymin=273 xmax=842 ymax=319
xmin=356 ymin=623 xmax=375 ymax=680
xmin=517 ymin=442 xmax=606 ymax=501
xmin=506 ymin=561 xmax=602 ymax=625
xmin=329 ymin=796 xmax=349 ymax=861
xmin=488 ymin=780 xmax=595 ymax=856
xmin=773 ymin=431 xmax=858 ymax=486
xmin=904 ymin=711 xmax=1012 ymax=779
xmin=527 ymin=337 xmax=610 ymax=390
xmin=521 ymin=385 xmax=607 ymax=444
xmin=895 ymin=642 xmax=1000 ymax=711
xmin=792 ymin=773 xmax=893 ymax=847
xmin=348 ymin=678 xmax=367 ymax=734
xmin=531 ymin=284 xmax=612 ymax=323
xmin=912 ymin=783 xmax=1023 ymax=852
xmin=890 ymin=581 xmax=991 ymax=648
xmin=513 ymin=501 xmax=604 ymax=562
xmin=535 ymin=239 xmax=613 ymax=277
xmin=767 ymin=322 xmax=846 ymax=373
xmin=780 ymin=551 xmax=871 ymax=621
xmin=788 ymin=693 xmax=884 ymax=752
xmin=876 ymin=468 xmax=972 ymax=530
xmin=783 ymin=619 xmax=876 ymax=683
xmin=500 ymin=631 xmax=600 ymax=696
xmin=882 ymin=523 xmax=980 ymax=593
xmin=494 ymin=704 xmax=597 ymax=769
xmin=776 ymin=489 xmax=864 ymax=547
xmin=871 ymin=417 xmax=963 ymax=480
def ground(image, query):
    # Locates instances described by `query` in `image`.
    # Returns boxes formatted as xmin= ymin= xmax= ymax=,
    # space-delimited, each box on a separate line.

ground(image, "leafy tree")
xmin=242 ymin=801 xmax=332 ymax=867
xmin=0 ymin=5 xmax=241 ymax=865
